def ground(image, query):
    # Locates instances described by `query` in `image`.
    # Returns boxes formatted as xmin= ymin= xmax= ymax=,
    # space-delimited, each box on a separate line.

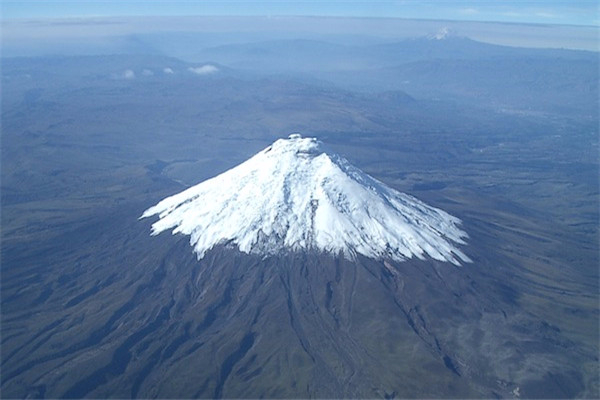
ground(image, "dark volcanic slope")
xmin=2 ymin=196 xmax=594 ymax=398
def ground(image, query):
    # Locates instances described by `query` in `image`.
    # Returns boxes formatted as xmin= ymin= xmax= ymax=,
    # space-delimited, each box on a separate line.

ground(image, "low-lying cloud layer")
xmin=188 ymin=65 xmax=219 ymax=75
xmin=123 ymin=69 xmax=135 ymax=79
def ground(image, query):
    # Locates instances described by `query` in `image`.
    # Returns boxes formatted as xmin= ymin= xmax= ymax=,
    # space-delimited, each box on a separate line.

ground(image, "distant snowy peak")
xmin=428 ymin=27 xmax=454 ymax=40
xmin=142 ymin=135 xmax=471 ymax=265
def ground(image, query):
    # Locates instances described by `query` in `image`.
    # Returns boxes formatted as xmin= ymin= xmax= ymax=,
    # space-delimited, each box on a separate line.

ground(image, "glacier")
xmin=141 ymin=135 xmax=471 ymax=265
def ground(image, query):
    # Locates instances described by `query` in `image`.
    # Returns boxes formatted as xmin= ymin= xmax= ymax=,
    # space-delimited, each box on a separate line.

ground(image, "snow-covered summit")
xmin=141 ymin=135 xmax=471 ymax=265
xmin=429 ymin=27 xmax=453 ymax=40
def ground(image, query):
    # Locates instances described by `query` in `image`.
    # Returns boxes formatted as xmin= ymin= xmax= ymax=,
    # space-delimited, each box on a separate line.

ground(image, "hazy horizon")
xmin=2 ymin=15 xmax=598 ymax=58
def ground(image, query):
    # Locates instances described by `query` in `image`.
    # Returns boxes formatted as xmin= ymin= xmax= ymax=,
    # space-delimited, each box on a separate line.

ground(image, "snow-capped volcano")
xmin=429 ymin=27 xmax=453 ymax=40
xmin=142 ymin=134 xmax=471 ymax=265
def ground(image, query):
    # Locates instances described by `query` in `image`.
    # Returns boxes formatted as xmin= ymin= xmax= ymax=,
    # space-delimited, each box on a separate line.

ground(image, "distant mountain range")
xmin=192 ymin=36 xmax=597 ymax=116
xmin=5 ymin=35 xmax=596 ymax=118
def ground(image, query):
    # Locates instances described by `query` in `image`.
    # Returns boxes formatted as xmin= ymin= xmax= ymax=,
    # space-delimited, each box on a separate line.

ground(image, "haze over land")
xmin=2 ymin=15 xmax=599 ymax=57
xmin=1 ymin=10 xmax=598 ymax=399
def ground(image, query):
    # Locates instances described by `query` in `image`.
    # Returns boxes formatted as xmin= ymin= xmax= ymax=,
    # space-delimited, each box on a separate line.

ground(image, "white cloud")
xmin=163 ymin=67 xmax=174 ymax=74
xmin=188 ymin=65 xmax=219 ymax=75
xmin=142 ymin=69 xmax=154 ymax=76
xmin=535 ymin=12 xmax=557 ymax=19
xmin=502 ymin=11 xmax=525 ymax=18
xmin=123 ymin=69 xmax=135 ymax=79
xmin=460 ymin=8 xmax=478 ymax=15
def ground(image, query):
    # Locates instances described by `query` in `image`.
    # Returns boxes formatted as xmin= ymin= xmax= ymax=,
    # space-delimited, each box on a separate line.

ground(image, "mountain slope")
xmin=142 ymin=135 xmax=470 ymax=265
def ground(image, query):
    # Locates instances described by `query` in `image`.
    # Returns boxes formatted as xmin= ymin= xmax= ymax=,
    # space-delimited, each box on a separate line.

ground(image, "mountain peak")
xmin=142 ymin=135 xmax=471 ymax=265
xmin=428 ymin=27 xmax=454 ymax=40
xmin=269 ymin=133 xmax=322 ymax=156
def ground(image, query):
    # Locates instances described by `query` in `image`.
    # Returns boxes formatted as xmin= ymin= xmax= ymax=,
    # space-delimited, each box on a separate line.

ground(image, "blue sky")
xmin=2 ymin=1 xmax=598 ymax=26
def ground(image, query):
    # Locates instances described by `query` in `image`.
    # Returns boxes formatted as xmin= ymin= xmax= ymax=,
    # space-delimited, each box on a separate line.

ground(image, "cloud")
xmin=188 ymin=65 xmax=219 ymax=75
xmin=501 ymin=11 xmax=525 ymax=18
xmin=163 ymin=67 xmax=174 ymax=74
xmin=460 ymin=8 xmax=478 ymax=15
xmin=123 ymin=69 xmax=135 ymax=79
xmin=535 ymin=12 xmax=557 ymax=19
xmin=142 ymin=69 xmax=154 ymax=76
